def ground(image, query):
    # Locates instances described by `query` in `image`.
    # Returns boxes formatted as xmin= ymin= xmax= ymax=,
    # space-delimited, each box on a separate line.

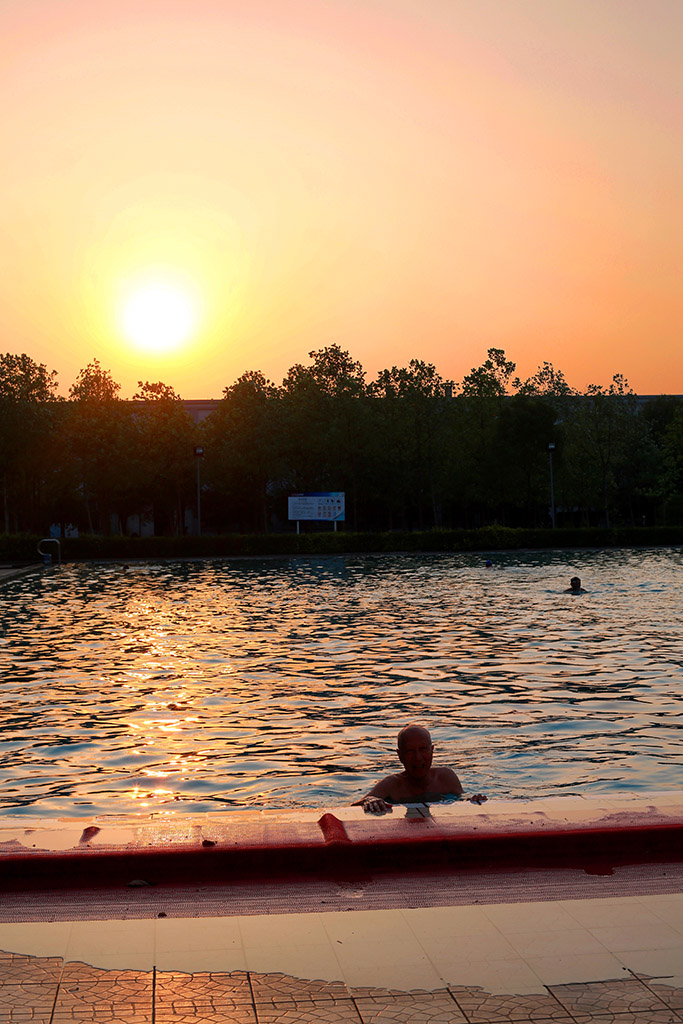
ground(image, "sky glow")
xmin=1 ymin=0 xmax=681 ymax=397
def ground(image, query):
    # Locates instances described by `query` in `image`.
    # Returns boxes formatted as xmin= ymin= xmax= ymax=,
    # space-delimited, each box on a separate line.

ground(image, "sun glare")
xmin=118 ymin=278 xmax=199 ymax=354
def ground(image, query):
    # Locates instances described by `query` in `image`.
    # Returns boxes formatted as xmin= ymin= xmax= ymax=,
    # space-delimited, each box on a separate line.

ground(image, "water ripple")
xmin=0 ymin=548 xmax=682 ymax=816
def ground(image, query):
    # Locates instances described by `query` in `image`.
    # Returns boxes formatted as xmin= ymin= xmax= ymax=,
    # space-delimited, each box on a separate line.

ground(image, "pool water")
xmin=1 ymin=549 xmax=682 ymax=818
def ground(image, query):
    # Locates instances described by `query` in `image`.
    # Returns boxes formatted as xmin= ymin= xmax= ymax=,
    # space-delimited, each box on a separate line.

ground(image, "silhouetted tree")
xmin=131 ymin=381 xmax=195 ymax=535
xmin=203 ymin=370 xmax=281 ymax=532
xmin=369 ymin=360 xmax=452 ymax=529
xmin=66 ymin=360 xmax=133 ymax=533
xmin=0 ymin=353 xmax=60 ymax=532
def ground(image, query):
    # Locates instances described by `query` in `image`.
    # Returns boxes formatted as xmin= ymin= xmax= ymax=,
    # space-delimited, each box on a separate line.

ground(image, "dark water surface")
xmin=1 ymin=549 xmax=682 ymax=817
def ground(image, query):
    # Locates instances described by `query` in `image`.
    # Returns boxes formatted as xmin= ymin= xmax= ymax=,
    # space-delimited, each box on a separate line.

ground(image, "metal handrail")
xmin=37 ymin=538 xmax=61 ymax=565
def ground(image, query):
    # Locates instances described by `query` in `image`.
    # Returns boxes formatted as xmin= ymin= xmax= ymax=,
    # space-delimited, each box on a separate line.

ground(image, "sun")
xmin=118 ymin=277 xmax=200 ymax=353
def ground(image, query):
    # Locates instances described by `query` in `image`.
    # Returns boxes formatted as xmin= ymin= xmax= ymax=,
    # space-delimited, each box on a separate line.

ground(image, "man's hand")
xmin=362 ymin=796 xmax=393 ymax=814
xmin=468 ymin=794 xmax=487 ymax=805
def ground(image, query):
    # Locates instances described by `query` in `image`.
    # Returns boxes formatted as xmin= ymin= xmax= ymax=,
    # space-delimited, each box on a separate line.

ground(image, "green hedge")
xmin=2 ymin=526 xmax=682 ymax=563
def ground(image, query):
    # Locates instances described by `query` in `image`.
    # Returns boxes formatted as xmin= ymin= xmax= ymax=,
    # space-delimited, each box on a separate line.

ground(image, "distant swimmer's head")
xmin=485 ymin=559 xmax=493 ymax=568
xmin=397 ymin=724 xmax=434 ymax=783
xmin=566 ymin=576 xmax=586 ymax=593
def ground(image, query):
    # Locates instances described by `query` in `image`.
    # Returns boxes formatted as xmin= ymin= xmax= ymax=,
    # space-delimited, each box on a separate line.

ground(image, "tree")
xmin=203 ymin=370 xmax=281 ymax=532
xmin=513 ymin=361 xmax=573 ymax=398
xmin=69 ymin=358 xmax=120 ymax=402
xmin=460 ymin=348 xmax=516 ymax=398
xmin=277 ymin=347 xmax=371 ymax=528
xmin=0 ymin=353 xmax=58 ymax=401
xmin=456 ymin=350 xmax=517 ymax=524
xmin=494 ymin=394 xmax=560 ymax=526
xmin=561 ymin=375 xmax=654 ymax=527
xmin=65 ymin=360 xmax=132 ymax=533
xmin=281 ymin=344 xmax=366 ymax=398
xmin=369 ymin=360 xmax=452 ymax=529
xmin=0 ymin=353 xmax=60 ymax=532
xmin=131 ymin=381 xmax=195 ymax=535
xmin=661 ymin=402 xmax=683 ymax=523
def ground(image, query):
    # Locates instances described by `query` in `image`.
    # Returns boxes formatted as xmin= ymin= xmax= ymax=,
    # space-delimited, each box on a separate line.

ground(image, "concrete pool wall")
xmin=2 ymin=793 xmax=682 ymax=894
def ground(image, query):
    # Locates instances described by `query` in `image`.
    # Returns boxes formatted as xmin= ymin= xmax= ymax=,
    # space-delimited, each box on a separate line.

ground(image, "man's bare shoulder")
xmin=369 ymin=772 xmax=404 ymax=799
xmin=431 ymin=766 xmax=463 ymax=794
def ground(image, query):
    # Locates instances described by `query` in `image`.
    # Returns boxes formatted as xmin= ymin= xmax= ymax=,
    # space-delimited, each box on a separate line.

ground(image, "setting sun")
xmin=118 ymin=278 xmax=200 ymax=354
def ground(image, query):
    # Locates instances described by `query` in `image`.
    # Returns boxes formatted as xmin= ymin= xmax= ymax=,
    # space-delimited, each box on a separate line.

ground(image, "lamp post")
xmin=194 ymin=446 xmax=204 ymax=536
xmin=547 ymin=442 xmax=556 ymax=528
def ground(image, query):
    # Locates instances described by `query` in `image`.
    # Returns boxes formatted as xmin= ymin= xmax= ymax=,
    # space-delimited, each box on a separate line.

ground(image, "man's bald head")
xmin=397 ymin=724 xmax=432 ymax=754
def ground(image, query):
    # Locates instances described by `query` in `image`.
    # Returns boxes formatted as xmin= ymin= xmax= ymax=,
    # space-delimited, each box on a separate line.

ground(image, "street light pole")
xmin=194 ymin=446 xmax=204 ymax=536
xmin=548 ymin=442 xmax=556 ymax=528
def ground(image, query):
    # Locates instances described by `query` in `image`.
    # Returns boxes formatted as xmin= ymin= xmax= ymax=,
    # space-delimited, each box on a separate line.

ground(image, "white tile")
xmin=66 ymin=920 xmax=155 ymax=962
xmin=403 ymin=905 xmax=496 ymax=937
xmin=646 ymin=899 xmax=683 ymax=932
xmin=441 ymin=958 xmax=546 ymax=995
xmin=334 ymin=937 xmax=429 ymax=970
xmin=616 ymin=947 xmax=683 ymax=978
xmin=646 ymin=894 xmax=683 ymax=907
xmin=154 ymin=916 xmax=242 ymax=952
xmin=0 ymin=921 xmax=73 ymax=960
xmin=153 ymin=948 xmax=247 ymax=973
xmin=652 ymin=974 xmax=683 ymax=988
xmin=563 ymin=897 xmax=663 ymax=928
xmin=588 ymin=923 xmax=683 ymax=952
xmin=417 ymin=929 xmax=518 ymax=964
xmin=504 ymin=927 xmax=607 ymax=959
xmin=337 ymin=961 xmax=443 ymax=992
xmin=321 ymin=909 xmax=414 ymax=945
xmin=483 ymin=901 xmax=583 ymax=933
xmin=239 ymin=912 xmax=327 ymax=947
xmin=242 ymin=943 xmax=344 ymax=981
xmin=525 ymin=952 xmax=630 ymax=985
xmin=81 ymin=950 xmax=156 ymax=972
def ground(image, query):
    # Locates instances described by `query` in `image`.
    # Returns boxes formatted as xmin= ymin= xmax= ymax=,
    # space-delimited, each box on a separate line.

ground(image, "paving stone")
xmin=51 ymin=971 xmax=153 ymax=1023
xmin=52 ymin=1012 xmax=152 ymax=1023
xmin=0 ymin=982 xmax=57 ymax=1020
xmin=643 ymin=982 xmax=683 ymax=1011
xmin=249 ymin=972 xmax=350 ymax=1004
xmin=60 ymin=960 xmax=148 ymax=985
xmin=0 ymin=952 xmax=62 ymax=985
xmin=155 ymin=1003 xmax=256 ymax=1023
xmin=447 ymin=986 xmax=570 ymax=1022
xmin=1 ymin=1013 xmax=53 ymax=1024
xmin=548 ymin=979 xmax=672 ymax=1016
xmin=571 ymin=1012 xmax=682 ymax=1024
xmin=255 ymin=1002 xmax=361 ymax=1023
xmin=494 ymin=1020 xmax=575 ymax=1024
xmin=352 ymin=988 xmax=451 ymax=1001
xmin=355 ymin=992 xmax=466 ymax=1022
xmin=57 ymin=970 xmax=151 ymax=1003
xmin=155 ymin=969 xmax=253 ymax=1007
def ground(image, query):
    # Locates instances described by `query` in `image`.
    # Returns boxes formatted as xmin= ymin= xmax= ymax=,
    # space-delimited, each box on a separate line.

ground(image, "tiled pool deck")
xmin=1 ymin=794 xmax=682 ymax=1022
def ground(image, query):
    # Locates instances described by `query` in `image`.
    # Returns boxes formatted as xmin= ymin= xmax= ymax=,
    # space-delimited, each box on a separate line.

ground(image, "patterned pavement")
xmin=2 ymin=951 xmax=683 ymax=1024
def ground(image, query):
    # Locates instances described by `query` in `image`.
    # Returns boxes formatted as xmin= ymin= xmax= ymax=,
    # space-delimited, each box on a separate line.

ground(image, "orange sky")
xmin=2 ymin=0 xmax=681 ymax=398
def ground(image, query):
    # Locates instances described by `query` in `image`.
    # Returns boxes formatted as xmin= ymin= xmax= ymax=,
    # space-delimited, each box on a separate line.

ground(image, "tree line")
xmin=1 ymin=346 xmax=682 ymax=537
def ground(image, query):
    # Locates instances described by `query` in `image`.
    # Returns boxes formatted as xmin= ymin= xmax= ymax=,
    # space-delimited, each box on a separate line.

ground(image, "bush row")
xmin=2 ymin=526 xmax=682 ymax=564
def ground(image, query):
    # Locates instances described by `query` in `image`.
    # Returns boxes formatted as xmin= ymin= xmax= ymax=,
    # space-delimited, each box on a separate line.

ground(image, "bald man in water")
xmin=354 ymin=724 xmax=487 ymax=814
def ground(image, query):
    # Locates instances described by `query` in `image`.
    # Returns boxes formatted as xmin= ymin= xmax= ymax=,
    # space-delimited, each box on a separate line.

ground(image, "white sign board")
xmin=288 ymin=492 xmax=345 ymax=522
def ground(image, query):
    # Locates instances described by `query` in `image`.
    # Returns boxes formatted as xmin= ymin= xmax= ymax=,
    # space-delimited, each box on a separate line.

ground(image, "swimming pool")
xmin=1 ymin=549 xmax=682 ymax=818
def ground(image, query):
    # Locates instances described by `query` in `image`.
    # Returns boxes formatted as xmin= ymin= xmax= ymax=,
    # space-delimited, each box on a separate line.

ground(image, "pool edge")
xmin=2 ymin=793 xmax=682 ymax=892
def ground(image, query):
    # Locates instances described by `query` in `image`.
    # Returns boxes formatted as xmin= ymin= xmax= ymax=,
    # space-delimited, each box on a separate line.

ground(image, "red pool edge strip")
xmin=1 ymin=822 xmax=682 ymax=892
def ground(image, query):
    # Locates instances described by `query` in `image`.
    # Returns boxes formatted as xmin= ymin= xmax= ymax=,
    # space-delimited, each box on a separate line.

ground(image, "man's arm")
xmin=352 ymin=775 xmax=396 ymax=814
xmin=436 ymin=767 xmax=487 ymax=804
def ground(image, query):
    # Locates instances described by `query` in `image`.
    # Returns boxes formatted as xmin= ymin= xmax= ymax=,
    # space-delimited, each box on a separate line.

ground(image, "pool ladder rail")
xmin=37 ymin=538 xmax=61 ymax=567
